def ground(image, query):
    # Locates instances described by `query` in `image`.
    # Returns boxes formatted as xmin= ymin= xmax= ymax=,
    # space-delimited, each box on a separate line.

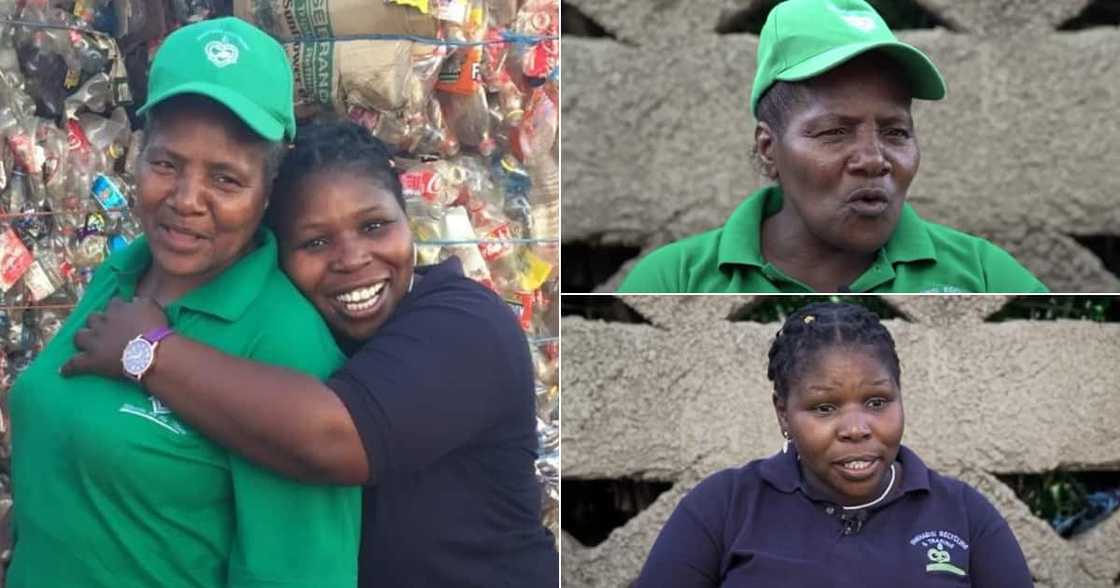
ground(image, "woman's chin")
xmin=832 ymin=226 xmax=894 ymax=255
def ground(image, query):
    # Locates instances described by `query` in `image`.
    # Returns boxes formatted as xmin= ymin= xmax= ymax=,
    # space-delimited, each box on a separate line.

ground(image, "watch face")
xmin=122 ymin=339 xmax=155 ymax=377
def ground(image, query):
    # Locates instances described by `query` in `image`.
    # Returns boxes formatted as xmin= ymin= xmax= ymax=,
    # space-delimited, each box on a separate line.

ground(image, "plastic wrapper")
xmin=170 ymin=0 xmax=221 ymax=24
xmin=532 ymin=337 xmax=559 ymax=543
xmin=0 ymin=225 xmax=33 ymax=293
xmin=513 ymin=0 xmax=558 ymax=81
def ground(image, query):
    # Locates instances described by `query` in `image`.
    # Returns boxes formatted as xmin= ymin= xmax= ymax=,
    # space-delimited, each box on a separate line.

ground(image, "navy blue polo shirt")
xmin=635 ymin=445 xmax=1033 ymax=587
xmin=328 ymin=257 xmax=558 ymax=587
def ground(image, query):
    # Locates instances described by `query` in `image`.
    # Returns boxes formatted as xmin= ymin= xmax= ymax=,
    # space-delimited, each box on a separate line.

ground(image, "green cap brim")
xmin=137 ymin=82 xmax=288 ymax=142
xmin=777 ymin=40 xmax=946 ymax=102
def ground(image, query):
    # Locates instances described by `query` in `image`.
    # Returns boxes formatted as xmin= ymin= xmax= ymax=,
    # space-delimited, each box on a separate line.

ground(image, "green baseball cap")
xmin=138 ymin=17 xmax=296 ymax=142
xmin=750 ymin=0 xmax=946 ymax=116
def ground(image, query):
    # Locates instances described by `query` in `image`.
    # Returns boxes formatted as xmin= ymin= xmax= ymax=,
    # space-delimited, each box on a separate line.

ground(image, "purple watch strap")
xmin=143 ymin=326 xmax=174 ymax=343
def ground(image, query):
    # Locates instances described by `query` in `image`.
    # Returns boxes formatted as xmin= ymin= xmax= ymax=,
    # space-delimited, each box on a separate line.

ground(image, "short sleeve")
xmin=619 ymin=246 xmax=681 ymax=293
xmin=964 ymin=486 xmax=1034 ymax=588
xmin=634 ymin=471 xmax=733 ymax=588
xmin=980 ymin=243 xmax=1048 ymax=293
xmin=327 ymin=278 xmax=531 ymax=483
xmin=227 ymin=456 xmax=360 ymax=587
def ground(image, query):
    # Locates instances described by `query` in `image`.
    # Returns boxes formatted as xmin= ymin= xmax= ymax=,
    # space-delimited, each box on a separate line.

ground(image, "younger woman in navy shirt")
xmin=636 ymin=302 xmax=1033 ymax=587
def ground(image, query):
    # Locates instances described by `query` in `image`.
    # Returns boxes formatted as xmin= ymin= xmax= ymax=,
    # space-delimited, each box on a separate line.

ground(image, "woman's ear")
xmin=772 ymin=393 xmax=789 ymax=433
xmin=755 ymin=122 xmax=778 ymax=180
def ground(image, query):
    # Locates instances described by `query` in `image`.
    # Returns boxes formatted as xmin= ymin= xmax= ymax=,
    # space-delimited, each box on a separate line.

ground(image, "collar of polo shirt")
xmin=759 ymin=444 xmax=932 ymax=501
xmin=107 ymin=228 xmax=276 ymax=323
xmin=716 ymin=185 xmax=937 ymax=278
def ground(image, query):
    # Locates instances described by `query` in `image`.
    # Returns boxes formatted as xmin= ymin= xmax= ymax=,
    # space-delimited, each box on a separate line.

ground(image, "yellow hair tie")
xmin=803 ymin=315 xmax=816 ymax=324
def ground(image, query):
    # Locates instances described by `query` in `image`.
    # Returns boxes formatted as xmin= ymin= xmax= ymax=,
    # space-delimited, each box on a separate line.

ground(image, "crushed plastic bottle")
xmin=515 ymin=88 xmax=558 ymax=266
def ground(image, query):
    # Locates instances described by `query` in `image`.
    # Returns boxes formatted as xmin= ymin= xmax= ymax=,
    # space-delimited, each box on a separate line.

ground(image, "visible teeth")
xmin=336 ymin=282 xmax=386 ymax=304
xmin=336 ymin=282 xmax=386 ymax=312
xmin=842 ymin=460 xmax=873 ymax=471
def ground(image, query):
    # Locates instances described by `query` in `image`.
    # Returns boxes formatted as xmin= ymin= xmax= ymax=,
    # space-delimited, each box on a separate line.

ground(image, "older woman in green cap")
xmin=4 ymin=18 xmax=359 ymax=588
xmin=620 ymin=0 xmax=1047 ymax=294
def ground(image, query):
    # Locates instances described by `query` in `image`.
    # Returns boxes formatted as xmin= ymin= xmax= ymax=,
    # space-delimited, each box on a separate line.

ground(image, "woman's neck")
xmin=799 ymin=459 xmax=902 ymax=508
xmin=136 ymin=269 xmax=204 ymax=306
xmin=760 ymin=208 xmax=877 ymax=292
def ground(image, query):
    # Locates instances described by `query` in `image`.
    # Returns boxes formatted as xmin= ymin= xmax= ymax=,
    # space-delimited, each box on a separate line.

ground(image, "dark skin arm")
xmin=60 ymin=298 xmax=370 ymax=485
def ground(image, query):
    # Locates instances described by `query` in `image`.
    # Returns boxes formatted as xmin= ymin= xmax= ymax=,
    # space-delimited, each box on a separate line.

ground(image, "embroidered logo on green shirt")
xmin=119 ymin=396 xmax=191 ymax=435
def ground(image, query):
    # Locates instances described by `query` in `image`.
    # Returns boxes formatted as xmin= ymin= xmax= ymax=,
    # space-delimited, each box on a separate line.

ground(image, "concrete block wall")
xmin=561 ymin=0 xmax=1120 ymax=292
xmin=560 ymin=296 xmax=1120 ymax=587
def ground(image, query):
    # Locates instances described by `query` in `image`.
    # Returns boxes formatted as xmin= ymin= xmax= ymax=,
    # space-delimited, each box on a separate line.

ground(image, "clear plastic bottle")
xmin=439 ymin=205 xmax=494 ymax=288
xmin=78 ymin=109 xmax=129 ymax=163
xmin=485 ymin=0 xmax=518 ymax=27
xmin=438 ymin=84 xmax=491 ymax=152
xmin=516 ymin=89 xmax=558 ymax=266
xmin=514 ymin=0 xmax=558 ymax=80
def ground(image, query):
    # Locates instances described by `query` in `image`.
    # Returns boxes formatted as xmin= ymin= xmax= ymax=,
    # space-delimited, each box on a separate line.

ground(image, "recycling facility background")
xmin=0 ymin=0 xmax=560 ymax=552
xmin=561 ymin=296 xmax=1120 ymax=588
xmin=561 ymin=0 xmax=1120 ymax=293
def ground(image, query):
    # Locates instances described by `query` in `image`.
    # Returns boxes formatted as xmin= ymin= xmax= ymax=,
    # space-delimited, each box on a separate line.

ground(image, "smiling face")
xmin=774 ymin=345 xmax=904 ymax=506
xmin=277 ymin=169 xmax=414 ymax=345
xmin=757 ymin=54 xmax=920 ymax=255
xmin=136 ymin=99 xmax=271 ymax=290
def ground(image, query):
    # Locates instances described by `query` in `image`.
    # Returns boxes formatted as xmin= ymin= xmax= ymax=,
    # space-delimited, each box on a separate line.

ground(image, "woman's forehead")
xmin=793 ymin=345 xmax=897 ymax=379
xmin=789 ymin=71 xmax=914 ymax=123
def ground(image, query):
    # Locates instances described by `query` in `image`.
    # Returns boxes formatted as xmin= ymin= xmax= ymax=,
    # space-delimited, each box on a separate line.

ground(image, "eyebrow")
xmin=146 ymin=144 xmax=256 ymax=179
xmin=804 ymin=379 xmax=895 ymax=394
xmin=803 ymin=113 xmax=913 ymax=127
xmin=292 ymin=205 xmax=392 ymax=232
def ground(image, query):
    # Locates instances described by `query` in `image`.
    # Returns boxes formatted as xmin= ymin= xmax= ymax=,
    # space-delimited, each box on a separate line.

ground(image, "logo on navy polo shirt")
xmin=910 ymin=530 xmax=969 ymax=577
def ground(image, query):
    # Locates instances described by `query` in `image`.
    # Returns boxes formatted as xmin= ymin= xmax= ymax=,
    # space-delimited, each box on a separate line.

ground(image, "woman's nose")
xmin=838 ymin=414 xmax=872 ymax=440
xmin=168 ymin=175 xmax=206 ymax=214
xmin=331 ymin=237 xmax=371 ymax=272
xmin=847 ymin=132 xmax=891 ymax=176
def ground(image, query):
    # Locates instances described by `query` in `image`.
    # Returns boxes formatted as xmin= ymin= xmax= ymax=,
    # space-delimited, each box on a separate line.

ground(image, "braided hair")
xmin=766 ymin=302 xmax=900 ymax=400
xmin=265 ymin=120 xmax=404 ymax=233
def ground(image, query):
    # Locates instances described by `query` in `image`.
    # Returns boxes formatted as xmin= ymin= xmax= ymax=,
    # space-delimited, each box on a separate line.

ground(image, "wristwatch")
xmin=121 ymin=326 xmax=175 ymax=382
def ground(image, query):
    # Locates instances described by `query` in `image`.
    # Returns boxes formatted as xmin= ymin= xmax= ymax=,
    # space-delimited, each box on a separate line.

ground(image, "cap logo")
xmin=205 ymin=38 xmax=240 ymax=68
xmin=842 ymin=14 xmax=875 ymax=31
xmin=826 ymin=4 xmax=877 ymax=32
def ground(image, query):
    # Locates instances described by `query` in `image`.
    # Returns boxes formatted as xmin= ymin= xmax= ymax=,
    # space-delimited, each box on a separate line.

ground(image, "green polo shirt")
xmin=8 ymin=229 xmax=359 ymax=588
xmin=619 ymin=186 xmax=1048 ymax=293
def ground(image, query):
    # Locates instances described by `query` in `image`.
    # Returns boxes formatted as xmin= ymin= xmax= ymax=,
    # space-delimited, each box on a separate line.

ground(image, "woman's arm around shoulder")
xmin=61 ymin=297 xmax=370 ymax=485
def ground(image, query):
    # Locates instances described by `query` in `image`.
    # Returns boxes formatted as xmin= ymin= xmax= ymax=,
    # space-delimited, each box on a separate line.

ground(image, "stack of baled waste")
xmin=0 ymin=0 xmax=560 ymax=555
xmin=1 ymin=0 xmax=146 ymax=513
